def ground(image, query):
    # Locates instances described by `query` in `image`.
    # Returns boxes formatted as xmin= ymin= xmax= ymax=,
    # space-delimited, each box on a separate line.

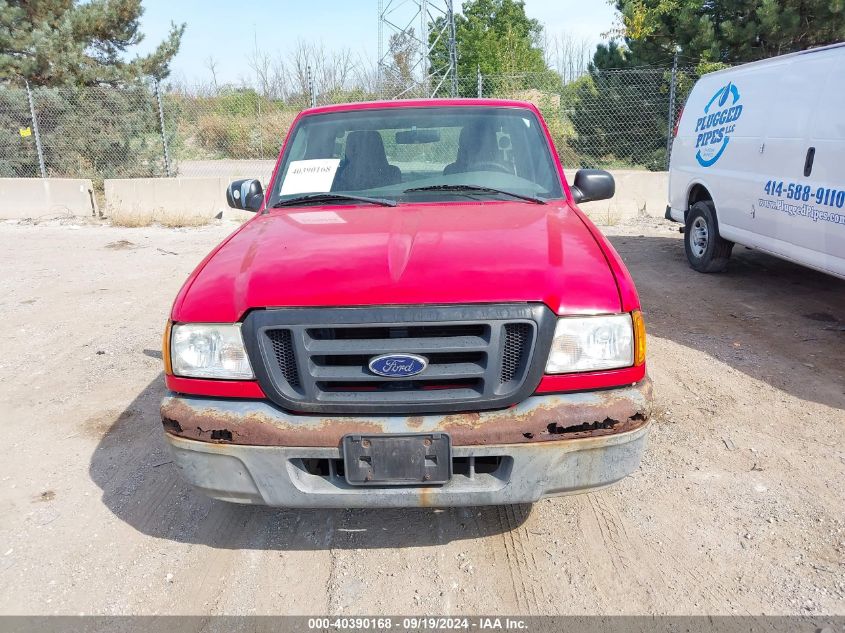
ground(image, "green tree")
xmin=0 ymin=1 xmax=185 ymax=181
xmin=568 ymin=0 xmax=845 ymax=170
xmin=380 ymin=28 xmax=422 ymax=96
xmin=429 ymin=0 xmax=560 ymax=96
xmin=0 ymin=83 xmax=171 ymax=180
xmin=566 ymin=42 xmax=674 ymax=170
xmin=387 ymin=29 xmax=419 ymax=86
xmin=0 ymin=0 xmax=185 ymax=85
xmin=618 ymin=0 xmax=845 ymax=65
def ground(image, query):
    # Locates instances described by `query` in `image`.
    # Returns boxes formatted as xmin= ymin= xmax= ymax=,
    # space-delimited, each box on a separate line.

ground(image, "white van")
xmin=666 ymin=42 xmax=845 ymax=279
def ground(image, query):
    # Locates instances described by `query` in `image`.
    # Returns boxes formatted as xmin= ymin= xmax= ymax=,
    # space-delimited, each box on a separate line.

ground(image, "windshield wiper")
xmin=271 ymin=193 xmax=397 ymax=208
xmin=403 ymin=184 xmax=546 ymax=204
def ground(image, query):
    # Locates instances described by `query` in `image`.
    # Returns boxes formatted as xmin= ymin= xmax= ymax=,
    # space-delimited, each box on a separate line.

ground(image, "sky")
xmin=135 ymin=0 xmax=618 ymax=85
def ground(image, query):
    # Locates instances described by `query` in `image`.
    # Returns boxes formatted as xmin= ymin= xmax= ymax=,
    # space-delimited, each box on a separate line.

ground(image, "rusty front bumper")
xmin=160 ymin=379 xmax=652 ymax=507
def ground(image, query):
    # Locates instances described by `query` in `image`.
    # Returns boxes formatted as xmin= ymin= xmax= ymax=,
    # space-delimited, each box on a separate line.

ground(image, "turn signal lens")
xmin=162 ymin=320 xmax=173 ymax=375
xmin=632 ymin=310 xmax=646 ymax=366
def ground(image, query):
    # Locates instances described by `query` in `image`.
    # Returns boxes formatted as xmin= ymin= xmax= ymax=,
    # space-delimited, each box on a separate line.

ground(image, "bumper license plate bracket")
xmin=342 ymin=433 xmax=452 ymax=486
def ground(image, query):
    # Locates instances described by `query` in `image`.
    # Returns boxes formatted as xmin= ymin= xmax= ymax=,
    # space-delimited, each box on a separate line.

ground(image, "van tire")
xmin=684 ymin=201 xmax=733 ymax=273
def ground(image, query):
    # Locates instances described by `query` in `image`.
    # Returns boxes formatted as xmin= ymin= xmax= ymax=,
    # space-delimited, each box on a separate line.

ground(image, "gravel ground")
xmin=0 ymin=216 xmax=842 ymax=616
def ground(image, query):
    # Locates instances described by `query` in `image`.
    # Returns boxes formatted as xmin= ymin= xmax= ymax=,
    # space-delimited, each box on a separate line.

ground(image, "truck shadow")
xmin=88 ymin=376 xmax=530 ymax=550
xmin=607 ymin=232 xmax=845 ymax=410
xmin=89 ymin=231 xmax=843 ymax=547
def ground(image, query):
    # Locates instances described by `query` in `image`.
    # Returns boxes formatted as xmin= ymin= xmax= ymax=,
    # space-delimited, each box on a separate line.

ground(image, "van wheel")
xmin=684 ymin=201 xmax=733 ymax=273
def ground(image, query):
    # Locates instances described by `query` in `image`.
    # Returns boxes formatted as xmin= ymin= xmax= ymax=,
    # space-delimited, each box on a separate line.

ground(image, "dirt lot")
xmin=0 ymin=217 xmax=843 ymax=616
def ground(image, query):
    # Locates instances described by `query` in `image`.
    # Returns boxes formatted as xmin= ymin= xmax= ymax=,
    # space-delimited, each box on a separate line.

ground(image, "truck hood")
xmin=173 ymin=201 xmax=621 ymax=322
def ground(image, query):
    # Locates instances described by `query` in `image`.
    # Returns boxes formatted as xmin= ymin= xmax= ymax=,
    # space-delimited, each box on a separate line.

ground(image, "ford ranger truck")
xmin=160 ymin=99 xmax=652 ymax=508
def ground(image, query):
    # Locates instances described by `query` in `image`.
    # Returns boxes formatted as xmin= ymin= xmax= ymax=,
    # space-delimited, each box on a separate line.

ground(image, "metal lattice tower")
xmin=378 ymin=0 xmax=458 ymax=98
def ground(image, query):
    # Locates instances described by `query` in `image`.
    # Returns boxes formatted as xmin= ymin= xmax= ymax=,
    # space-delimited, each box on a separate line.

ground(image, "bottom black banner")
xmin=0 ymin=616 xmax=843 ymax=633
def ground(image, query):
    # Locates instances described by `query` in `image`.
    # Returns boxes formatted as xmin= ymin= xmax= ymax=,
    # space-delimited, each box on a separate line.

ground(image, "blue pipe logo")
xmin=694 ymin=82 xmax=743 ymax=167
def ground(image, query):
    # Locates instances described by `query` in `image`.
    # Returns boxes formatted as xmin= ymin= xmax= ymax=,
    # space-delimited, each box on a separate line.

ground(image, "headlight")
xmin=545 ymin=314 xmax=634 ymax=374
xmin=170 ymin=323 xmax=254 ymax=379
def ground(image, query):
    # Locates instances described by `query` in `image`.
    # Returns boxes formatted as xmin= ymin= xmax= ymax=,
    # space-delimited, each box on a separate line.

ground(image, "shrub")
xmin=195 ymin=109 xmax=296 ymax=159
xmin=0 ymin=84 xmax=168 ymax=183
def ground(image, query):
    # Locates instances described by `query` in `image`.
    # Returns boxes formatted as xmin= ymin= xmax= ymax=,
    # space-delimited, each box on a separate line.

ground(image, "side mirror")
xmin=570 ymin=169 xmax=615 ymax=204
xmin=226 ymin=179 xmax=264 ymax=211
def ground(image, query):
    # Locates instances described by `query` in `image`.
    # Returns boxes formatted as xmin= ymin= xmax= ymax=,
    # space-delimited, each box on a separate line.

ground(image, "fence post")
xmin=665 ymin=50 xmax=679 ymax=169
xmin=447 ymin=0 xmax=458 ymax=98
xmin=154 ymin=79 xmax=173 ymax=177
xmin=257 ymin=97 xmax=264 ymax=158
xmin=307 ymin=65 xmax=317 ymax=108
xmin=24 ymin=80 xmax=47 ymax=178
xmin=477 ymin=66 xmax=483 ymax=98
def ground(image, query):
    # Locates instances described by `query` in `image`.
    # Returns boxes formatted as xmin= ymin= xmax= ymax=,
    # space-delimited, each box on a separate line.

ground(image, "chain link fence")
xmin=1 ymin=66 xmax=699 ymax=185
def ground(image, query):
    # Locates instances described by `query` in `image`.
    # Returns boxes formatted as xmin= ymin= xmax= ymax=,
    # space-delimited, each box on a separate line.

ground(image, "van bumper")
xmin=160 ymin=380 xmax=652 ymax=508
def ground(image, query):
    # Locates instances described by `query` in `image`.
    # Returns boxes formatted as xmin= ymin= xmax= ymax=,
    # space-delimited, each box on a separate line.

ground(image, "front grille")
xmin=243 ymin=305 xmax=555 ymax=414
xmin=501 ymin=323 xmax=532 ymax=384
xmin=267 ymin=329 xmax=301 ymax=389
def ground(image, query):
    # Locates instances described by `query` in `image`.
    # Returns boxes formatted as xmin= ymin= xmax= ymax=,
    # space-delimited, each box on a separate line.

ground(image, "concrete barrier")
xmin=0 ymin=178 xmax=97 ymax=219
xmin=104 ymin=177 xmax=230 ymax=222
xmin=99 ymin=168 xmax=669 ymax=225
xmin=572 ymin=170 xmax=669 ymax=223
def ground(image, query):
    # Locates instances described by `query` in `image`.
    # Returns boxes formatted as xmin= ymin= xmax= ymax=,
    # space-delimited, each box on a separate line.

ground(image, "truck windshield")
xmin=269 ymin=106 xmax=564 ymax=206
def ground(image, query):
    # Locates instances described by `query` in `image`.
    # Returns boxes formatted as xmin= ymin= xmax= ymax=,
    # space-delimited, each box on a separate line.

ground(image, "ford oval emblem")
xmin=368 ymin=353 xmax=428 ymax=378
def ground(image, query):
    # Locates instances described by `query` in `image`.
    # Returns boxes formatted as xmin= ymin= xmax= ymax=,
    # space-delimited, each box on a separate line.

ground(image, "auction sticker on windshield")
xmin=280 ymin=158 xmax=340 ymax=195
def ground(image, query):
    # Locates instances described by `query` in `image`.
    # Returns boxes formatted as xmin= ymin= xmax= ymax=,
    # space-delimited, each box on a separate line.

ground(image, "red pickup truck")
xmin=160 ymin=99 xmax=652 ymax=507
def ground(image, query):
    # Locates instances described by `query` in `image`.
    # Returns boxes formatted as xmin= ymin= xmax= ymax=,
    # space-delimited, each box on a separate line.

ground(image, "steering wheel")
xmin=466 ymin=160 xmax=512 ymax=174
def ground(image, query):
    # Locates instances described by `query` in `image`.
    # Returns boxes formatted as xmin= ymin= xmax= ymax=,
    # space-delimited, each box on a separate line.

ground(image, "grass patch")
xmin=601 ymin=207 xmax=621 ymax=226
xmin=108 ymin=210 xmax=212 ymax=228
xmin=584 ymin=207 xmax=621 ymax=227
xmin=156 ymin=213 xmax=213 ymax=228
xmin=109 ymin=211 xmax=154 ymax=227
